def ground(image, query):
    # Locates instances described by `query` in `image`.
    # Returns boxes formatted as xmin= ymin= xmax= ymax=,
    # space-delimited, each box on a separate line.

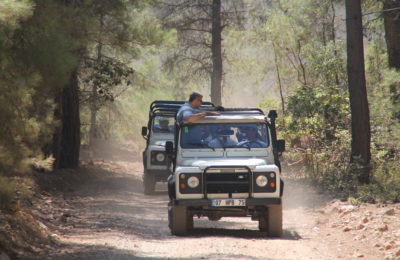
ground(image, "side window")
xmin=260 ymin=124 xmax=269 ymax=146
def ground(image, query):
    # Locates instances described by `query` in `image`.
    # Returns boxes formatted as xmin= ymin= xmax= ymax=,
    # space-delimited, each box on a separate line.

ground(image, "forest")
xmin=0 ymin=0 xmax=399 ymax=210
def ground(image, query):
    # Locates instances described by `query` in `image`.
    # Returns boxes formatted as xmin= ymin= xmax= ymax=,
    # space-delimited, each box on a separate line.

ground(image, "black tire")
xmin=258 ymin=216 xmax=267 ymax=232
xmin=208 ymin=215 xmax=222 ymax=221
xmin=187 ymin=213 xmax=194 ymax=230
xmin=143 ymin=174 xmax=155 ymax=195
xmin=267 ymin=204 xmax=283 ymax=237
xmin=168 ymin=204 xmax=192 ymax=236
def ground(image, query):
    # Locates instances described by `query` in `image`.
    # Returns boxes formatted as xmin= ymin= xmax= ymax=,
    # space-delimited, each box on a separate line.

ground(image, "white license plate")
xmin=211 ymin=199 xmax=246 ymax=207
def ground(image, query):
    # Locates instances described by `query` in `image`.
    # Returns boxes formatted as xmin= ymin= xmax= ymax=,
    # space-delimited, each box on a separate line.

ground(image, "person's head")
xmin=201 ymin=125 xmax=211 ymax=137
xmin=188 ymin=92 xmax=203 ymax=108
xmin=247 ymin=126 xmax=258 ymax=141
xmin=159 ymin=117 xmax=169 ymax=130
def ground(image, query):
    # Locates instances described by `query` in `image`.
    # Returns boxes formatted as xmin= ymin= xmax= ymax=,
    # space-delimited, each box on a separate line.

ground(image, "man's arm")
xmin=185 ymin=112 xmax=206 ymax=123
xmin=184 ymin=111 xmax=219 ymax=123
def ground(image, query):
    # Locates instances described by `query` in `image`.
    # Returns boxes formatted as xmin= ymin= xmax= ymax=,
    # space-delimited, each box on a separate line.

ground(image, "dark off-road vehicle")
xmin=141 ymin=101 xmax=214 ymax=194
xmin=165 ymin=107 xmax=285 ymax=236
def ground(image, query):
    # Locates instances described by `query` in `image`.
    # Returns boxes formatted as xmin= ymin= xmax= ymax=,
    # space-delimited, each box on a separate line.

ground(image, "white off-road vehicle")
xmin=165 ymin=108 xmax=285 ymax=236
xmin=141 ymin=101 xmax=214 ymax=194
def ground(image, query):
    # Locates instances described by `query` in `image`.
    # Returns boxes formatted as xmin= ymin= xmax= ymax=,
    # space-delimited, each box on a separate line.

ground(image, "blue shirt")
xmin=176 ymin=102 xmax=201 ymax=124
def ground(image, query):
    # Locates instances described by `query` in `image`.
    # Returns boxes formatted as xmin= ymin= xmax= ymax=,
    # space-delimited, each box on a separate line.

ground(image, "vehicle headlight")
xmin=187 ymin=176 xmax=200 ymax=188
xmin=155 ymin=152 xmax=165 ymax=162
xmin=256 ymin=175 xmax=268 ymax=187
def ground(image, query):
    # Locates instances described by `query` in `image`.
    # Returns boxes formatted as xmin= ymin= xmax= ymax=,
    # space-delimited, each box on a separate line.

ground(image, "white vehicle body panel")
xmin=145 ymin=133 xmax=173 ymax=170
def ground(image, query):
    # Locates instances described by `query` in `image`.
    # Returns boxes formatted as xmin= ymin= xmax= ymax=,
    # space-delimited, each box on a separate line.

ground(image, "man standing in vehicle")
xmin=177 ymin=92 xmax=218 ymax=124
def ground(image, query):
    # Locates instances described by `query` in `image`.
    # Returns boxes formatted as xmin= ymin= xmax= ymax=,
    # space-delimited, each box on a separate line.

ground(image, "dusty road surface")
xmin=31 ymin=148 xmax=397 ymax=260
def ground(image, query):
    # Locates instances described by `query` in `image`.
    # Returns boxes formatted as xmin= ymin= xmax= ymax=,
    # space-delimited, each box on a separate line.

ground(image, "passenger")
xmin=236 ymin=126 xmax=248 ymax=142
xmin=208 ymin=127 xmax=237 ymax=148
xmin=154 ymin=117 xmax=171 ymax=133
xmin=176 ymin=92 xmax=218 ymax=125
xmin=236 ymin=126 xmax=267 ymax=148
xmin=201 ymin=125 xmax=213 ymax=144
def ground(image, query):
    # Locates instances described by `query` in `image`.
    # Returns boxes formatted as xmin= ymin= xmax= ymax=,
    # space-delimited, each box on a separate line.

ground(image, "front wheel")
xmin=259 ymin=204 xmax=283 ymax=237
xmin=168 ymin=204 xmax=193 ymax=236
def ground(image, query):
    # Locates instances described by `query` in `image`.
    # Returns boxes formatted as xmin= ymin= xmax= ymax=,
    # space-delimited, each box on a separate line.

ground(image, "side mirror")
xmin=165 ymin=141 xmax=174 ymax=154
xmin=141 ymin=126 xmax=148 ymax=137
xmin=277 ymin=139 xmax=285 ymax=153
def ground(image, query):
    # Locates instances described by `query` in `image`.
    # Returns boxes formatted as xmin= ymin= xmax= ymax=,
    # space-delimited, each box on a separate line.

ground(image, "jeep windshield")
xmin=152 ymin=116 xmax=174 ymax=134
xmin=180 ymin=123 xmax=269 ymax=149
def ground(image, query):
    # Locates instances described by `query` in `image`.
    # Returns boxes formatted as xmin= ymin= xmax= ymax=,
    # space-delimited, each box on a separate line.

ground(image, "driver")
xmin=236 ymin=125 xmax=266 ymax=148
xmin=208 ymin=127 xmax=237 ymax=148
xmin=201 ymin=125 xmax=213 ymax=144
xmin=154 ymin=117 xmax=171 ymax=132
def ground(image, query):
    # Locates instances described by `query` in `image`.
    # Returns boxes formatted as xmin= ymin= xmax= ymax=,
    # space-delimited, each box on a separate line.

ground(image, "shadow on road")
xmin=52 ymin=245 xmax=273 ymax=260
xmin=188 ymin=228 xmax=302 ymax=240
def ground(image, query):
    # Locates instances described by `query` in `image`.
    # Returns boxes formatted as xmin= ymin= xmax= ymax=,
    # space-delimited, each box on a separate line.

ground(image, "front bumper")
xmin=172 ymin=197 xmax=281 ymax=207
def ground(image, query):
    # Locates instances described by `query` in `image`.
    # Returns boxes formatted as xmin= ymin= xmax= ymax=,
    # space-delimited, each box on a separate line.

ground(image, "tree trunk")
xmin=383 ymin=0 xmax=400 ymax=69
xmin=89 ymin=14 xmax=104 ymax=145
xmin=382 ymin=0 xmax=400 ymax=119
xmin=89 ymin=42 xmax=103 ymax=145
xmin=272 ymin=42 xmax=285 ymax=114
xmin=330 ymin=0 xmax=340 ymax=87
xmin=210 ymin=0 xmax=223 ymax=106
xmin=345 ymin=0 xmax=371 ymax=184
xmin=53 ymin=67 xmax=81 ymax=169
xmin=89 ymin=92 xmax=97 ymax=144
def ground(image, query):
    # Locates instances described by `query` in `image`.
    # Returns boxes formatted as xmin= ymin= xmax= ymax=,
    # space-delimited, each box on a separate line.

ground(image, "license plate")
xmin=211 ymin=199 xmax=246 ymax=207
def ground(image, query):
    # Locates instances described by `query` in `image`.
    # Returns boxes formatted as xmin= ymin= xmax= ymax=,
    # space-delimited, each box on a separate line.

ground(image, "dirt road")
xmin=32 ymin=156 xmax=397 ymax=260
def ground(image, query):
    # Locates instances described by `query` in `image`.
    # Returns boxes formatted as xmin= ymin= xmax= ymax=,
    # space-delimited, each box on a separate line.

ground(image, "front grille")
xmin=205 ymin=171 xmax=250 ymax=194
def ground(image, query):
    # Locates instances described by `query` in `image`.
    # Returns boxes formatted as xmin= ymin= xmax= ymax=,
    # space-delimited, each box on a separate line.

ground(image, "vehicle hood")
xmin=181 ymin=158 xmax=268 ymax=170
xmin=148 ymin=140 xmax=170 ymax=151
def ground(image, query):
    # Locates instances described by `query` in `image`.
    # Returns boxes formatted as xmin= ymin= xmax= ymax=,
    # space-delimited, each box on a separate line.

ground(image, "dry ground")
xmin=1 ymin=143 xmax=399 ymax=260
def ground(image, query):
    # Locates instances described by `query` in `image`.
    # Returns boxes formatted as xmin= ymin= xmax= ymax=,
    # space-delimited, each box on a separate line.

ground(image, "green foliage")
xmin=258 ymin=0 xmax=399 ymax=203
xmin=78 ymin=1 xmax=168 ymax=145
xmin=0 ymin=0 xmax=399 ymax=206
xmin=257 ymin=0 xmax=351 ymax=187
xmin=80 ymin=43 xmax=179 ymax=150
xmin=363 ymin=41 xmax=400 ymax=203
xmin=348 ymin=196 xmax=363 ymax=206
xmin=0 ymin=0 xmax=80 ymax=178
xmin=356 ymin=182 xmax=400 ymax=203
xmin=81 ymin=59 xmax=135 ymax=104
xmin=0 ymin=0 xmax=33 ymax=29
xmin=281 ymin=89 xmax=351 ymax=181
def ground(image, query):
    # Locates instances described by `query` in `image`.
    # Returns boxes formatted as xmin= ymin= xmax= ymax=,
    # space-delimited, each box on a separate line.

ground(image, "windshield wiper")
xmin=185 ymin=143 xmax=215 ymax=151
xmin=221 ymin=145 xmax=237 ymax=151
xmin=234 ymin=143 xmax=252 ymax=151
